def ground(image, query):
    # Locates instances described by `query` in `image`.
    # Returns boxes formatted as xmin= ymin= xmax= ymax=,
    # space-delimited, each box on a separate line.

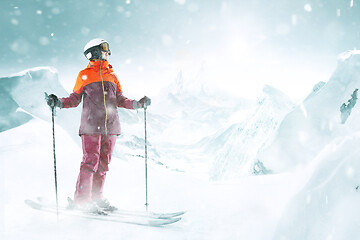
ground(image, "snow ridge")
xmin=258 ymin=51 xmax=360 ymax=173
xmin=209 ymin=85 xmax=295 ymax=180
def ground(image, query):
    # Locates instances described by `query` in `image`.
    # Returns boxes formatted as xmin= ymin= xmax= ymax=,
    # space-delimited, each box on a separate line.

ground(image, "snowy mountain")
xmin=208 ymin=85 xmax=295 ymax=180
xmin=257 ymin=51 xmax=360 ymax=173
xmin=0 ymin=66 xmax=256 ymax=175
xmin=260 ymin=51 xmax=360 ymax=239
xmin=125 ymin=68 xmax=256 ymax=174
xmin=153 ymin=70 xmax=255 ymax=145
xmin=3 ymin=51 xmax=360 ymax=181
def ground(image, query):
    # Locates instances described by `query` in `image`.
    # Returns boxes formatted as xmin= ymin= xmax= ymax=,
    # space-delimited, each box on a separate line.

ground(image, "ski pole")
xmin=144 ymin=105 xmax=149 ymax=211
xmin=51 ymin=106 xmax=59 ymax=219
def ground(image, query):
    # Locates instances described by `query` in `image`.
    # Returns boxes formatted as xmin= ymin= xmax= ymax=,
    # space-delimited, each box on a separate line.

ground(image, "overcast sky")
xmin=2 ymin=0 xmax=360 ymax=99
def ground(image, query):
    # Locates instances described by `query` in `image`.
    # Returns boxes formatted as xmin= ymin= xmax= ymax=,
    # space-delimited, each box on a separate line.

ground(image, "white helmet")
xmin=83 ymin=38 xmax=111 ymax=60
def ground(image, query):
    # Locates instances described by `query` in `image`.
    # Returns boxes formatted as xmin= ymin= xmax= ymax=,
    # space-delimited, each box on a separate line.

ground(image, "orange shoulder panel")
xmin=73 ymin=62 xmax=123 ymax=94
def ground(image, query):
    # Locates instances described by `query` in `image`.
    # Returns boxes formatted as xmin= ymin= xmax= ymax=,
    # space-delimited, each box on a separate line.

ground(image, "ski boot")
xmin=95 ymin=198 xmax=118 ymax=212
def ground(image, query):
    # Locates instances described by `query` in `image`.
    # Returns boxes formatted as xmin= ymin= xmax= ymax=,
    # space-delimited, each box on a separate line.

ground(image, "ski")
xmin=55 ymin=197 xmax=185 ymax=219
xmin=112 ymin=207 xmax=185 ymax=219
xmin=25 ymin=199 xmax=182 ymax=227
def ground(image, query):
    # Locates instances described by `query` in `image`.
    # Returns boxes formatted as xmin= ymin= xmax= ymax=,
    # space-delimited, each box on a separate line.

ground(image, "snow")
xmin=258 ymin=51 xmax=360 ymax=173
xmin=2 ymin=52 xmax=360 ymax=239
xmin=210 ymin=85 xmax=295 ymax=179
xmin=0 ymin=118 xmax=305 ymax=239
xmin=274 ymin=134 xmax=360 ymax=239
xmin=304 ymin=4 xmax=312 ymax=12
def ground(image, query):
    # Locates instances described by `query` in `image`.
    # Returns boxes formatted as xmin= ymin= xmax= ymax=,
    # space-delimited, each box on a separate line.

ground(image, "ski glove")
xmin=46 ymin=94 xmax=63 ymax=108
xmin=137 ymin=96 xmax=151 ymax=108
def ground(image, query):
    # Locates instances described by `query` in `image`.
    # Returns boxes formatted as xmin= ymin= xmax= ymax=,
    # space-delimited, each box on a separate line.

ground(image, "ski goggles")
xmin=100 ymin=42 xmax=111 ymax=53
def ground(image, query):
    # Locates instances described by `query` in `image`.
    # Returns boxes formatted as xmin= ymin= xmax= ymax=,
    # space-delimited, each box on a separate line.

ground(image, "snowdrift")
xmin=258 ymin=51 xmax=360 ymax=173
xmin=273 ymin=133 xmax=360 ymax=239
xmin=264 ymin=51 xmax=360 ymax=239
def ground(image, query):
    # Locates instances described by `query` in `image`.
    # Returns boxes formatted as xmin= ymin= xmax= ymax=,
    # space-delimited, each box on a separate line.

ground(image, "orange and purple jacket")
xmin=61 ymin=60 xmax=137 ymax=135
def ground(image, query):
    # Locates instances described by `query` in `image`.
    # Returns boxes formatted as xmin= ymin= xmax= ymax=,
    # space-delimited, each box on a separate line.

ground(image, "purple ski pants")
xmin=74 ymin=134 xmax=117 ymax=204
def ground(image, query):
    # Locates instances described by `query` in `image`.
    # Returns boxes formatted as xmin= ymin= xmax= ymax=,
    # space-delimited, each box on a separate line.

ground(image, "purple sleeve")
xmin=61 ymin=92 xmax=82 ymax=108
xmin=116 ymin=92 xmax=138 ymax=109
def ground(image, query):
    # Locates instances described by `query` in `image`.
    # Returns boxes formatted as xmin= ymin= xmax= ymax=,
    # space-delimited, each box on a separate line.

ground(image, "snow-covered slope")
xmin=273 ymin=132 xmax=360 ymax=240
xmin=0 ymin=117 xmax=307 ymax=240
xmin=258 ymin=51 xmax=360 ymax=173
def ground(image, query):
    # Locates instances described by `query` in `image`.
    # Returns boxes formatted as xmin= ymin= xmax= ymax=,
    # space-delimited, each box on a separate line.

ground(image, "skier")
xmin=46 ymin=38 xmax=151 ymax=213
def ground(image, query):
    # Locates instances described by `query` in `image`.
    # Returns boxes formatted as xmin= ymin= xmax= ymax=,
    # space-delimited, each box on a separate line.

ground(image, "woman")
xmin=46 ymin=38 xmax=150 ymax=214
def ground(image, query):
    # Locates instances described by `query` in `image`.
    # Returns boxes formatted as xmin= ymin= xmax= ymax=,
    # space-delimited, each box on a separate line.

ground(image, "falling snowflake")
xmin=11 ymin=18 xmax=19 ymax=25
xmin=291 ymin=14 xmax=297 ymax=25
xmin=174 ymin=0 xmax=186 ymax=5
xmin=337 ymin=9 xmax=341 ymax=17
xmin=304 ymin=4 xmax=312 ymax=12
